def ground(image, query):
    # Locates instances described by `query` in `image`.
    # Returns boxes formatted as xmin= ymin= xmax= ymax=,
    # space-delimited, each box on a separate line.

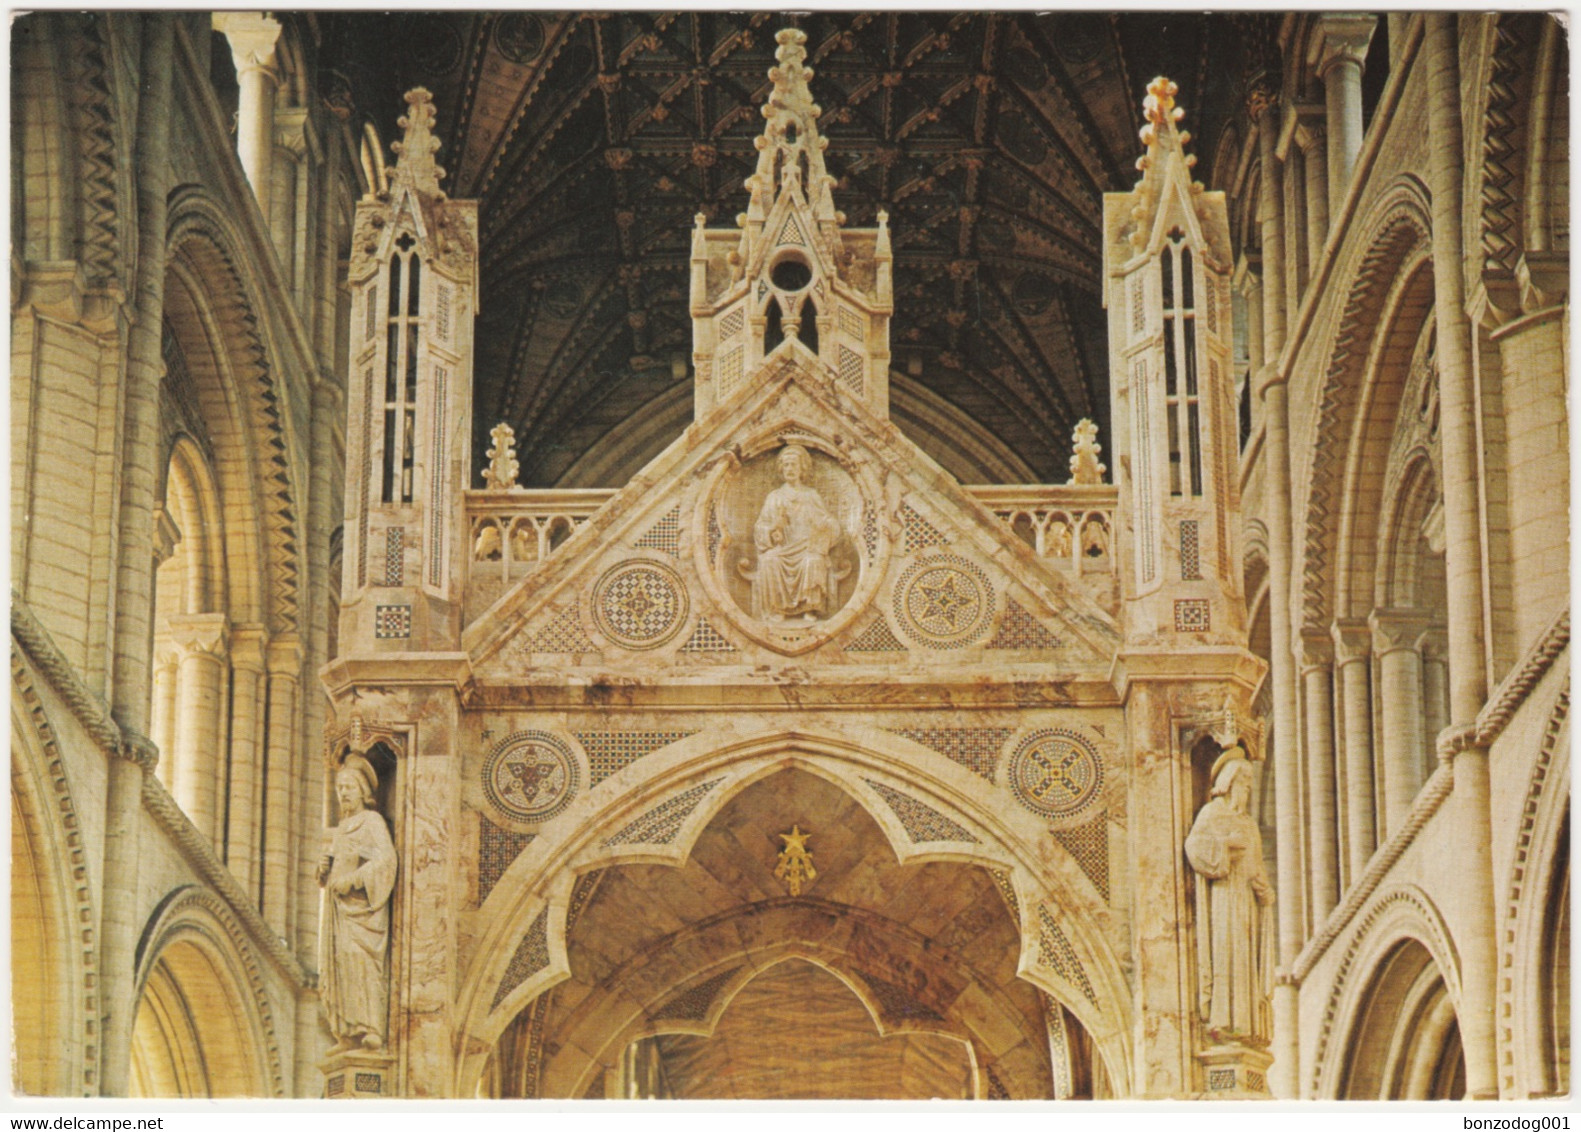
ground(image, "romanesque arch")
xmin=129 ymin=886 xmax=285 ymax=1097
xmin=1313 ymin=885 xmax=1463 ymax=1097
xmin=164 ymin=191 xmax=303 ymax=638
xmin=1298 ymin=177 xmax=1433 ymax=633
xmin=10 ymin=672 xmax=96 ymax=1096
xmin=455 ymin=730 xmax=1133 ymax=1098
xmin=1501 ymin=682 xmax=1570 ymax=1096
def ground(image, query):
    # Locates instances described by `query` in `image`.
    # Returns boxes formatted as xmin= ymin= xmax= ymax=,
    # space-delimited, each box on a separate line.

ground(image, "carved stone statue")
xmin=319 ymin=754 xmax=398 ymax=1053
xmin=746 ymin=445 xmax=844 ymax=623
xmin=1184 ymin=745 xmax=1275 ymax=1042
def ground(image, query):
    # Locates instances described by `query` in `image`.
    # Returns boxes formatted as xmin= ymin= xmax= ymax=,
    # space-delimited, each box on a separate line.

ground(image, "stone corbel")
xmin=324 ymin=712 xmax=409 ymax=765
xmin=152 ymin=505 xmax=182 ymax=568
xmin=267 ymin=632 xmax=305 ymax=675
xmin=1275 ymin=101 xmax=1322 ymax=162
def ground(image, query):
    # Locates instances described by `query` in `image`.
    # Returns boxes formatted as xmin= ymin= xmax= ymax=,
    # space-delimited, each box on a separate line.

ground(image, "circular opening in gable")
xmin=770 ymin=255 xmax=812 ymax=293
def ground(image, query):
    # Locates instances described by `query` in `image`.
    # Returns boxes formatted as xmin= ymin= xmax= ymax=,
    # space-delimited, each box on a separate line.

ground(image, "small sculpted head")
xmin=336 ymin=754 xmax=379 ymax=818
xmin=778 ymin=444 xmax=812 ymax=484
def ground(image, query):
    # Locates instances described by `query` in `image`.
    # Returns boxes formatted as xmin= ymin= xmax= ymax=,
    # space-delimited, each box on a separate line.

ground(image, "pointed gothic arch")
xmin=453 ymin=728 xmax=1133 ymax=1098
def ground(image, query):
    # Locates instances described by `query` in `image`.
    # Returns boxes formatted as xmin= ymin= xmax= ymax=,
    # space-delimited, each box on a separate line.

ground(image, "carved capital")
xmin=15 ymin=260 xmax=124 ymax=332
xmin=1312 ymin=15 xmax=1377 ymax=79
xmin=1243 ymin=72 xmax=1280 ymax=122
xmin=152 ymin=505 xmax=181 ymax=568
xmin=1517 ymin=251 xmax=1569 ymax=314
xmin=1330 ymin=618 xmax=1372 ymax=667
xmin=1290 ymin=104 xmax=1327 ymax=155
xmin=229 ymin=623 xmax=270 ymax=672
xmin=274 ymin=106 xmax=320 ymax=164
xmin=213 ymin=12 xmax=283 ymax=76
xmin=267 ymin=633 xmax=304 ymax=675
xmin=1297 ymin=629 xmax=1333 ymax=673
xmin=166 ymin=612 xmax=230 ymax=658
xmin=1368 ymin=608 xmax=1430 ymax=655
xmin=1417 ymin=626 xmax=1450 ymax=663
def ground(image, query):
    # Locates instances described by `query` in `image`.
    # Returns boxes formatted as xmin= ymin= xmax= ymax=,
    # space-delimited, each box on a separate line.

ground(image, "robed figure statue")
xmin=319 ymin=754 xmax=398 ymax=1052
xmin=749 ymin=445 xmax=844 ymax=623
xmin=1184 ymin=745 xmax=1276 ymax=1042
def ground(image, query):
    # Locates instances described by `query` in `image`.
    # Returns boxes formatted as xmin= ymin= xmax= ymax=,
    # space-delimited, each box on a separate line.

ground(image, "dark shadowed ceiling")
xmin=318 ymin=12 xmax=1265 ymax=486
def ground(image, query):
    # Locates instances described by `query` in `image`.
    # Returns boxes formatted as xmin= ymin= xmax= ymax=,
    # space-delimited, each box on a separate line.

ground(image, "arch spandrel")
xmin=451 ymin=731 xmax=1134 ymax=1098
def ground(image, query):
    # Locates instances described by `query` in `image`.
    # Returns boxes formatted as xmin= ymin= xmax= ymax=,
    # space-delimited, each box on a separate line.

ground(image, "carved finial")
xmin=745 ymin=28 xmax=839 ymax=224
xmin=1068 ymin=419 xmax=1107 ymax=485
xmin=1135 ymin=76 xmax=1196 ymax=180
xmin=483 ymin=422 xmax=520 ymax=490
xmin=390 ymin=87 xmax=446 ymax=198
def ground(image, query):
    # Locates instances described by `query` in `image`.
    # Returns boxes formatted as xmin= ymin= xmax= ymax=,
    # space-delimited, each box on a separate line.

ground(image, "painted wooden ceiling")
xmin=319 ymin=12 xmax=1261 ymax=485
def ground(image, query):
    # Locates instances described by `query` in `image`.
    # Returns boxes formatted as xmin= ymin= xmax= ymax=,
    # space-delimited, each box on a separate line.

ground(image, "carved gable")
xmin=464 ymin=355 xmax=1119 ymax=678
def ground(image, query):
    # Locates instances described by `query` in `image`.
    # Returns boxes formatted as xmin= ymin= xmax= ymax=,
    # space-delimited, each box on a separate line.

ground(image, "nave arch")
xmin=454 ymin=730 xmax=1133 ymax=1097
xmin=1315 ymin=886 xmax=1464 ymax=1098
xmin=128 ymin=887 xmax=285 ymax=1098
xmin=10 ymin=683 xmax=96 ymax=1096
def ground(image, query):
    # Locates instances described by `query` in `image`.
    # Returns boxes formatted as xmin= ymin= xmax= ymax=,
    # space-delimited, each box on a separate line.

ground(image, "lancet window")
xmin=382 ymin=238 xmax=421 ymax=505
xmin=1160 ymin=229 xmax=1203 ymax=498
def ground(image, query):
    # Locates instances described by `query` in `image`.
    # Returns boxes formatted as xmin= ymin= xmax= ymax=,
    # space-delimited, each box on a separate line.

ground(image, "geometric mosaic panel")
xmin=1180 ymin=519 xmax=1201 ymax=580
xmin=593 ymin=561 xmax=689 ymax=649
xmin=383 ymin=526 xmax=405 ymax=586
xmin=374 ymin=604 xmax=412 ymax=639
xmin=889 ymin=728 xmax=1013 ymax=782
xmin=865 ymin=779 xmax=978 ymax=844
xmin=1004 ymin=728 xmax=1105 ymax=823
xmin=1051 ymin=815 xmax=1110 ymax=902
xmin=1174 ymin=597 xmax=1210 ymax=632
xmin=898 ymin=500 xmax=949 ymax=554
xmin=492 ymin=905 xmax=552 ymax=1010
xmin=634 ymin=505 xmax=682 ymax=556
xmin=679 ymin=617 xmax=738 ymax=653
xmin=856 ymin=970 xmax=943 ymax=1022
xmin=894 ymin=554 xmax=995 ymax=649
xmin=1036 ymin=904 xmax=1097 ymax=1004
xmin=483 ymin=731 xmax=579 ymax=823
xmin=653 ymin=966 xmax=742 ymax=1022
xmin=603 ymin=779 xmax=722 ymax=847
xmin=477 ymin=816 xmax=536 ymax=905
xmin=984 ymin=599 xmax=1061 ymax=650
xmin=574 ymin=731 xmax=698 ymax=787
xmin=527 ymin=606 xmax=596 ymax=654
xmin=845 ymin=617 xmax=908 ymax=652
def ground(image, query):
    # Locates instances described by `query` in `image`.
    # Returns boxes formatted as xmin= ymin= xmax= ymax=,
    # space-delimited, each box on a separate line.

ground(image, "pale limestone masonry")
xmin=10 ymin=11 xmax=1567 ymax=1102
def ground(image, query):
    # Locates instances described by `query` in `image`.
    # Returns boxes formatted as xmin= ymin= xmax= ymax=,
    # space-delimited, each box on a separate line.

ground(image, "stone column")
xmin=1314 ymin=15 xmax=1377 ymax=212
xmin=1332 ymin=620 xmax=1376 ymax=877
xmin=1420 ymin=628 xmax=1450 ymax=750
xmin=262 ymin=635 xmax=302 ymax=934
xmin=215 ymin=13 xmax=283 ymax=215
xmin=1491 ymin=307 xmax=1569 ymax=653
xmin=1251 ymin=84 xmax=1302 ymax=1099
xmin=149 ymin=644 xmax=179 ymax=782
xmin=226 ymin=626 xmax=268 ymax=896
xmin=1294 ymin=114 xmax=1328 ymax=262
xmin=168 ymin=612 xmax=230 ymax=847
xmin=1299 ymin=633 xmax=1339 ymax=923
xmin=1425 ymin=15 xmax=1497 ymax=1095
xmin=1369 ymin=609 xmax=1426 ymax=837
xmin=1121 ymin=678 xmax=1197 ymax=1097
xmin=100 ymin=13 xmax=174 ymax=1097
xmin=1281 ymin=142 xmax=1306 ymax=318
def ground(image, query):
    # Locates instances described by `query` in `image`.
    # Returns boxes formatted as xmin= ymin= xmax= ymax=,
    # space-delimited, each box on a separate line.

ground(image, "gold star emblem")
xmin=773 ymin=824 xmax=818 ymax=896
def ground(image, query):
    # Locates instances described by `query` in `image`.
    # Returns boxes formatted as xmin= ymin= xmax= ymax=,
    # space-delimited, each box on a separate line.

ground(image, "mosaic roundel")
xmin=893 ymin=554 xmax=996 ymax=648
xmin=593 ymin=560 xmax=690 ymax=649
xmin=484 ymin=731 xmax=580 ymax=823
xmin=1005 ymin=729 xmax=1105 ymax=822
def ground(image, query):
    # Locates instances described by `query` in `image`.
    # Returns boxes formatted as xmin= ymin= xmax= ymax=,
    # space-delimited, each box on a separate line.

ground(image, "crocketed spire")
xmin=744 ymin=29 xmax=840 ymax=226
xmin=390 ymin=87 xmax=446 ymax=198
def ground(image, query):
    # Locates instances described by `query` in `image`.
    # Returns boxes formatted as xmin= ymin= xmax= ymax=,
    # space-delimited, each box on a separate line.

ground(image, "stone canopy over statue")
xmin=1185 ymin=743 xmax=1275 ymax=1043
xmin=319 ymin=753 xmax=397 ymax=1053
xmin=745 ymin=445 xmax=846 ymax=623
